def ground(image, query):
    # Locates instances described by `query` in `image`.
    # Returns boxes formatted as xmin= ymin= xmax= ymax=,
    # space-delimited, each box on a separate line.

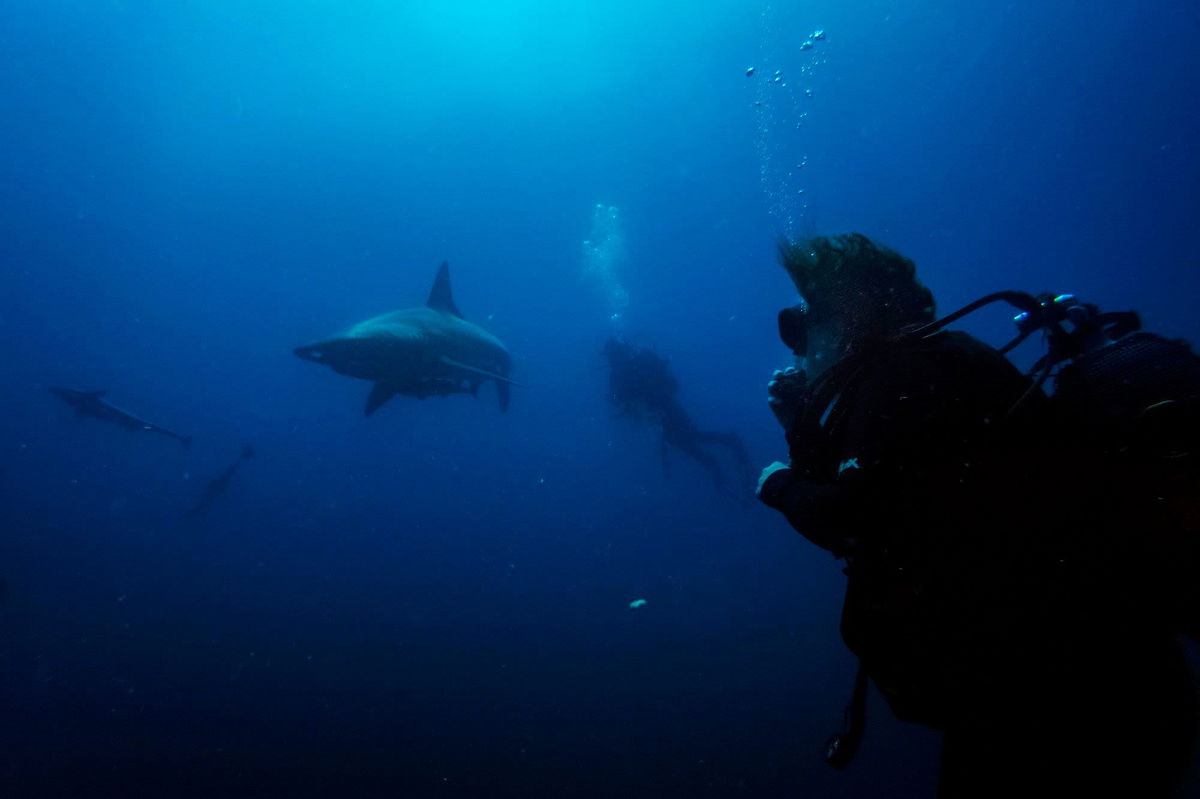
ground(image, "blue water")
xmin=2 ymin=2 xmax=1197 ymax=797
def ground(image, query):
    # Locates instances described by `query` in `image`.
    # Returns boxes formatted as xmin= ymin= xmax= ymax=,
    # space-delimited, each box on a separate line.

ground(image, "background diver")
xmin=185 ymin=444 xmax=255 ymax=519
xmin=603 ymin=338 xmax=752 ymax=502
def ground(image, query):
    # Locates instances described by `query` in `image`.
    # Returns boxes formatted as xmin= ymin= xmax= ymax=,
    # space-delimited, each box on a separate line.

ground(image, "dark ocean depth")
xmin=2 ymin=1 xmax=1198 ymax=797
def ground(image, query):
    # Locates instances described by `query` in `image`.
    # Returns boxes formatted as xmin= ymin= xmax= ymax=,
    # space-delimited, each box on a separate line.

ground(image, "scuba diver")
xmin=603 ymin=338 xmax=753 ymax=502
xmin=184 ymin=444 xmax=254 ymax=519
xmin=756 ymin=233 xmax=1199 ymax=797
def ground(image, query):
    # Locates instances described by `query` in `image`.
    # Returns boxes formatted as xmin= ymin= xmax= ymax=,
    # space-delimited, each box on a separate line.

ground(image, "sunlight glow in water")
xmin=407 ymin=1 xmax=622 ymax=99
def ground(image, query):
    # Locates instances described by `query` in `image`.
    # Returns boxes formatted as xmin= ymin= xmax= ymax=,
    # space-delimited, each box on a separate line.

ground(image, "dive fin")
xmin=426 ymin=262 xmax=462 ymax=318
xmin=365 ymin=382 xmax=398 ymax=416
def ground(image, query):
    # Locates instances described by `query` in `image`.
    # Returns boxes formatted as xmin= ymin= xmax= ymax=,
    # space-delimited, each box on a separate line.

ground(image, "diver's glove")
xmin=767 ymin=366 xmax=808 ymax=432
xmin=757 ymin=460 xmax=857 ymax=555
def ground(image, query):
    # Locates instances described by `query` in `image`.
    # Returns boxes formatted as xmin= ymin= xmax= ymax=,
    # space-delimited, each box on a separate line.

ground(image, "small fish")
xmin=184 ymin=444 xmax=254 ymax=519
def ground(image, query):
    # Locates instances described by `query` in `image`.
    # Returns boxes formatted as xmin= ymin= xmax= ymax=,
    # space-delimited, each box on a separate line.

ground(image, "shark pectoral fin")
xmin=365 ymin=382 xmax=399 ymax=416
xmin=438 ymin=357 xmax=518 ymax=385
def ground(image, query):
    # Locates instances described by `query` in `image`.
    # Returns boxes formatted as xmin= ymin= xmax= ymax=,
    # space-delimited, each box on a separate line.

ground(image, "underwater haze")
xmin=2 ymin=1 xmax=1198 ymax=797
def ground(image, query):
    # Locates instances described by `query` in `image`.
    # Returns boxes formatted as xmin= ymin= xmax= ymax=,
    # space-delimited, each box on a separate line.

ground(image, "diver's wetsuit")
xmin=606 ymin=340 xmax=752 ymax=499
xmin=760 ymin=330 xmax=1196 ymax=797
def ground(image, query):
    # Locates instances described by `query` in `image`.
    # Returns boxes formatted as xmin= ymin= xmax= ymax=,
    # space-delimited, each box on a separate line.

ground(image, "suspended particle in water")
xmin=800 ymin=39 xmax=814 ymax=51
xmin=805 ymin=88 xmax=814 ymax=97
xmin=811 ymin=29 xmax=826 ymax=40
xmin=746 ymin=66 xmax=756 ymax=77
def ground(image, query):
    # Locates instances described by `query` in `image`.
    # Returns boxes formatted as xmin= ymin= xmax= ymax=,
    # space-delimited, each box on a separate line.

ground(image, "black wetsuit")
xmin=759 ymin=330 xmax=1195 ymax=797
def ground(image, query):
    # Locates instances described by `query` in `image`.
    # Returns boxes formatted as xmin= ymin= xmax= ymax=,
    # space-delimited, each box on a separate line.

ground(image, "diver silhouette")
xmin=604 ymin=338 xmax=752 ymax=502
xmin=757 ymin=233 xmax=1198 ymax=797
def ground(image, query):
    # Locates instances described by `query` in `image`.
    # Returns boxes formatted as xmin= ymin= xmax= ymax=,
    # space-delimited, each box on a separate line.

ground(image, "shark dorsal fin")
xmin=426 ymin=262 xmax=462 ymax=318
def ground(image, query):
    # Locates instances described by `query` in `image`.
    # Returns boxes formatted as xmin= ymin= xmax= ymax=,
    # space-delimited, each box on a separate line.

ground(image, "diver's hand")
xmin=756 ymin=461 xmax=790 ymax=499
xmin=767 ymin=366 xmax=807 ymax=430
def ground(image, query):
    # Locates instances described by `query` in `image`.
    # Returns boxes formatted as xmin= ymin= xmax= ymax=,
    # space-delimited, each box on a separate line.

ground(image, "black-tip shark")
xmin=294 ymin=262 xmax=515 ymax=415
xmin=49 ymin=387 xmax=192 ymax=449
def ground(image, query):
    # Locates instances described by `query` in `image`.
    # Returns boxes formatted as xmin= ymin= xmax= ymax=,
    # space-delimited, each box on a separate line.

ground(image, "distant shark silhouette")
xmin=294 ymin=262 xmax=515 ymax=415
xmin=50 ymin=387 xmax=192 ymax=449
xmin=185 ymin=444 xmax=253 ymax=518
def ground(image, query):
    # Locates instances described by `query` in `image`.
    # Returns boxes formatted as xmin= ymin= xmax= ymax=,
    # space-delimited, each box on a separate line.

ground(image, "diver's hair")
xmin=778 ymin=232 xmax=935 ymax=335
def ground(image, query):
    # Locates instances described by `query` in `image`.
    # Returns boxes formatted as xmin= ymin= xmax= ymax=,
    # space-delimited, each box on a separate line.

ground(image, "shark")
xmin=294 ymin=262 xmax=515 ymax=415
xmin=49 ymin=387 xmax=192 ymax=449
